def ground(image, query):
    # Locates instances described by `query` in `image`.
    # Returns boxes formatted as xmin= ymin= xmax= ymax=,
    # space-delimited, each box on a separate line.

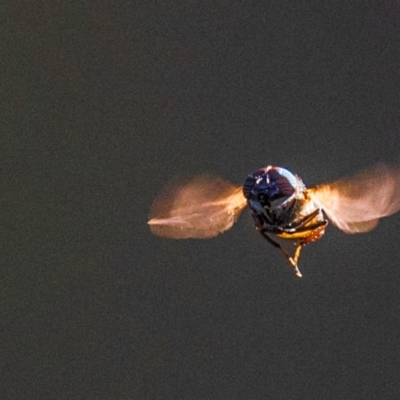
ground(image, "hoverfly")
xmin=148 ymin=164 xmax=400 ymax=277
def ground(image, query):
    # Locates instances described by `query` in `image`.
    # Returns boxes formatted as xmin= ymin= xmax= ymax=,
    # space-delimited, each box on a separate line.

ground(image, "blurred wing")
xmin=309 ymin=164 xmax=400 ymax=233
xmin=148 ymin=175 xmax=247 ymax=239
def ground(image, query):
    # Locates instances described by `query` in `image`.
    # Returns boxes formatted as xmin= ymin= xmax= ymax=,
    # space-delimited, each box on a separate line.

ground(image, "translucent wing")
xmin=148 ymin=175 xmax=247 ymax=239
xmin=309 ymin=164 xmax=400 ymax=233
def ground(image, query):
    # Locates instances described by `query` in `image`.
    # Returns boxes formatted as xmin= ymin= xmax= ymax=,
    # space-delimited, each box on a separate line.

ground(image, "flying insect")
xmin=148 ymin=164 xmax=400 ymax=277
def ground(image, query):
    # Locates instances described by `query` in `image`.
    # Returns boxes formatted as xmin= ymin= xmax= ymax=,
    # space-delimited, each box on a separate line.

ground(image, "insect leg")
xmin=285 ymin=209 xmax=325 ymax=232
xmin=293 ymin=244 xmax=303 ymax=266
xmin=259 ymin=230 xmax=302 ymax=278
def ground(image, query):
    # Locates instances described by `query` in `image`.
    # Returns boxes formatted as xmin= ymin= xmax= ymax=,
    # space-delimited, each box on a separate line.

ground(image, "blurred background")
xmin=2 ymin=1 xmax=400 ymax=398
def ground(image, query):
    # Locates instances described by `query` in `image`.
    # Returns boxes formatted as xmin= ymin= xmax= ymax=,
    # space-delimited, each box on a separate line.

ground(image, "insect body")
xmin=242 ymin=167 xmax=328 ymax=276
xmin=148 ymin=164 xmax=400 ymax=277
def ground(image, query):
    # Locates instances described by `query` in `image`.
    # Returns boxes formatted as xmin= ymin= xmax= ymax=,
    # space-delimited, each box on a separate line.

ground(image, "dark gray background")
xmin=2 ymin=1 xmax=400 ymax=399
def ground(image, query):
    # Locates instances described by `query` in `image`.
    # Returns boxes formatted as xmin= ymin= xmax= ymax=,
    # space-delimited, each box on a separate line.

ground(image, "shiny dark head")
xmin=243 ymin=166 xmax=305 ymax=219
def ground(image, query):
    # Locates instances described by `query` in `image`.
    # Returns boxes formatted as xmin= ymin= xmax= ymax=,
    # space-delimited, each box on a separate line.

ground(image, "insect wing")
xmin=309 ymin=164 xmax=400 ymax=233
xmin=148 ymin=175 xmax=247 ymax=239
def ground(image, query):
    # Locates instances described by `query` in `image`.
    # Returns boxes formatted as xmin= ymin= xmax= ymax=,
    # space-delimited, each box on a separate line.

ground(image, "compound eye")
xmin=243 ymin=175 xmax=256 ymax=199
xmin=265 ymin=169 xmax=296 ymax=199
